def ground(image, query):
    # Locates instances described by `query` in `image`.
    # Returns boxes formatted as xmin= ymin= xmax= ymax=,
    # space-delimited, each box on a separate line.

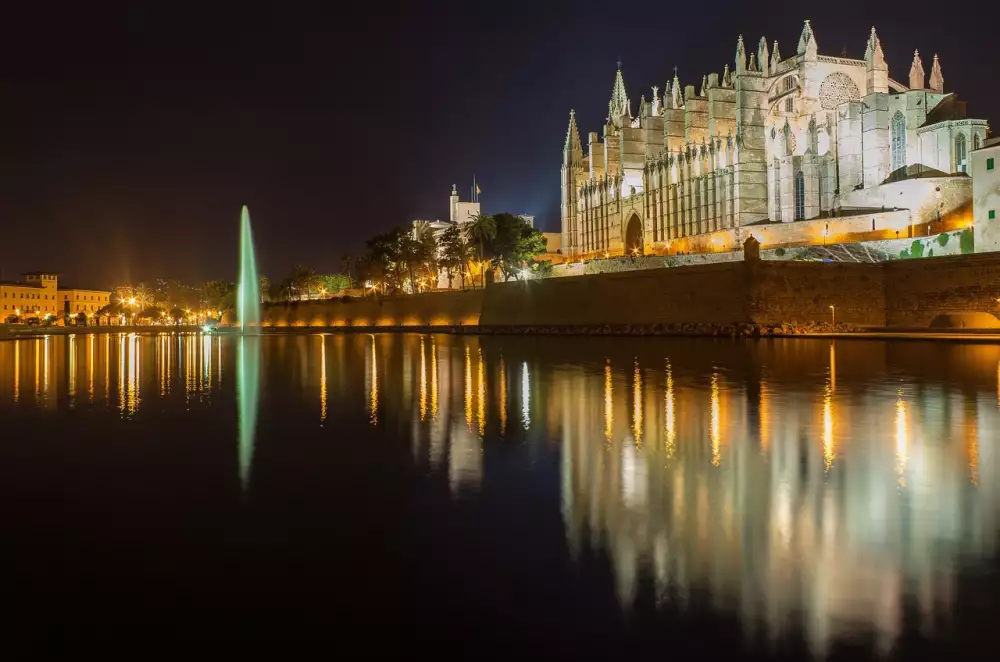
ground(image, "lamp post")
xmin=829 ymin=305 xmax=836 ymax=328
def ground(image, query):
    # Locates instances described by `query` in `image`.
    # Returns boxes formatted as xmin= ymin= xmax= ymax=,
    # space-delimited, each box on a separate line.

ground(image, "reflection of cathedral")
xmin=561 ymin=21 xmax=989 ymax=257
xmin=555 ymin=343 xmax=1000 ymax=657
xmin=357 ymin=333 xmax=1000 ymax=655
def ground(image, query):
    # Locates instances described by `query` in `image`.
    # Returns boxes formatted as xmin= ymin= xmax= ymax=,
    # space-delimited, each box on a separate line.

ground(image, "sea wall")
xmin=264 ymin=251 xmax=1000 ymax=332
xmin=884 ymin=253 xmax=1000 ymax=327
xmin=263 ymin=289 xmax=484 ymax=328
xmin=479 ymin=262 xmax=749 ymax=327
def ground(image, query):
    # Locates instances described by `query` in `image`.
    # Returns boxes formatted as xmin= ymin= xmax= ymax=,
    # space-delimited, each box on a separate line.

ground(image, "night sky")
xmin=2 ymin=1 xmax=997 ymax=287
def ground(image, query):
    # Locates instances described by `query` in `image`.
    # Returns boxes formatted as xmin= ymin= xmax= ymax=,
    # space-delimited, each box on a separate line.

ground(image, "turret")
xmin=735 ymin=35 xmax=746 ymax=74
xmin=909 ymin=50 xmax=925 ymax=90
xmin=864 ymin=26 xmax=888 ymax=94
xmin=608 ymin=64 xmax=631 ymax=126
xmin=670 ymin=68 xmax=682 ymax=109
xmin=771 ymin=41 xmax=781 ymax=74
xmin=757 ymin=37 xmax=769 ymax=76
xmin=797 ymin=20 xmax=817 ymax=60
xmin=563 ymin=109 xmax=583 ymax=164
xmin=929 ymin=54 xmax=944 ymax=93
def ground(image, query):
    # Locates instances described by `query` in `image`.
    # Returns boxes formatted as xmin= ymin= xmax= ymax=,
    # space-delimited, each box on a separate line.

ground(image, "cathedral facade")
xmin=560 ymin=21 xmax=989 ymax=258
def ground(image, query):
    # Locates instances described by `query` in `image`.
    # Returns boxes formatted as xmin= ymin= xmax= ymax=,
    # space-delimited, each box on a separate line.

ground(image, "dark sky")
xmin=1 ymin=1 xmax=997 ymax=287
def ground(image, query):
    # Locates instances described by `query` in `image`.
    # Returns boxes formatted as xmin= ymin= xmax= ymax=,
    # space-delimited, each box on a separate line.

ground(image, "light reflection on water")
xmin=1 ymin=332 xmax=999 ymax=655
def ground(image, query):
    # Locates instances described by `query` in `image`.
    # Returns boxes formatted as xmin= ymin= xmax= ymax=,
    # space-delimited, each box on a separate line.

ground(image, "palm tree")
xmin=464 ymin=212 xmax=496 ymax=288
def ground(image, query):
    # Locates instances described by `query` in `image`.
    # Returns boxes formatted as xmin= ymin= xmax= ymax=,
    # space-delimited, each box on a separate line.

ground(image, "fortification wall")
xmin=267 ymin=251 xmax=1000 ymax=332
xmin=748 ymin=261 xmax=886 ymax=326
xmin=264 ymin=289 xmax=484 ymax=328
xmin=883 ymin=253 xmax=1000 ymax=326
xmin=480 ymin=263 xmax=750 ymax=327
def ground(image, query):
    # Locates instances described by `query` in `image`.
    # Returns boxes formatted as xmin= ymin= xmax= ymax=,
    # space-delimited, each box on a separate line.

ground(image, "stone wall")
xmin=479 ymin=263 xmax=749 ymax=327
xmin=883 ymin=253 xmax=1000 ymax=326
xmin=748 ymin=261 xmax=886 ymax=326
xmin=267 ymin=251 xmax=1000 ymax=332
xmin=263 ymin=289 xmax=484 ymax=328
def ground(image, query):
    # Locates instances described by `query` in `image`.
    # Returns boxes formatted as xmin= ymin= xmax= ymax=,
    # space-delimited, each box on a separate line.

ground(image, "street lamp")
xmin=823 ymin=223 xmax=829 ymax=245
xmin=829 ymin=305 xmax=836 ymax=327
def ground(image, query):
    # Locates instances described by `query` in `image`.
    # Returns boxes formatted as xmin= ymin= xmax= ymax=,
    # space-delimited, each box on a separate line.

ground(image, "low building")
xmin=412 ymin=184 xmax=535 ymax=289
xmin=0 ymin=272 xmax=110 ymax=321
xmin=973 ymin=136 xmax=1000 ymax=252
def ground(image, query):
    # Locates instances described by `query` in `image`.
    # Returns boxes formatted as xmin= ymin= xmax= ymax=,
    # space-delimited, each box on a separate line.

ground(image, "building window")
xmin=785 ymin=97 xmax=793 ymax=113
xmin=988 ymin=157 xmax=995 ymax=171
xmin=891 ymin=111 xmax=906 ymax=174
xmin=956 ymin=134 xmax=967 ymax=174
xmin=990 ymin=210 xmax=996 ymax=220
xmin=794 ymin=171 xmax=805 ymax=221
xmin=781 ymin=76 xmax=795 ymax=93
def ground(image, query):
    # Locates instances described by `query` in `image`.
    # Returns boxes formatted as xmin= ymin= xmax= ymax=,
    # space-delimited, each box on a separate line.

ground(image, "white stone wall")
xmin=973 ymin=143 xmax=1000 ymax=252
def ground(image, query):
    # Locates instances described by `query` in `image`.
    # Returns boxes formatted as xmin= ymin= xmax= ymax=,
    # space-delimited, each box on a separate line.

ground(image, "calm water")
xmin=2 ymin=332 xmax=1000 ymax=657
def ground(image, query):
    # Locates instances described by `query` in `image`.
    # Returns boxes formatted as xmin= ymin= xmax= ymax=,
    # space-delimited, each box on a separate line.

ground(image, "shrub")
xmin=909 ymin=240 xmax=924 ymax=259
xmin=899 ymin=249 xmax=910 ymax=259
xmin=937 ymin=233 xmax=950 ymax=247
xmin=775 ymin=247 xmax=786 ymax=257
xmin=960 ymin=228 xmax=974 ymax=254
xmin=927 ymin=248 xmax=934 ymax=257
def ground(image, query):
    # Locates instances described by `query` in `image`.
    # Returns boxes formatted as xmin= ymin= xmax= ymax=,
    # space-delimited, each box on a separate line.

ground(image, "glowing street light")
xmin=829 ymin=304 xmax=836 ymax=327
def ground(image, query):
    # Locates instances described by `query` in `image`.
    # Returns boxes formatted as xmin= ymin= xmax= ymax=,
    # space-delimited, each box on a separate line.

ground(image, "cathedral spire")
xmin=757 ymin=37 xmax=769 ymax=76
xmin=735 ymin=35 xmax=746 ymax=74
xmin=699 ymin=75 xmax=707 ymax=97
xmin=798 ymin=20 xmax=817 ymax=59
xmin=929 ymin=53 xmax=944 ymax=93
xmin=771 ymin=40 xmax=781 ymax=74
xmin=909 ymin=50 xmax=925 ymax=90
xmin=671 ymin=68 xmax=682 ymax=109
xmin=609 ymin=65 xmax=631 ymax=124
xmin=722 ymin=64 xmax=731 ymax=88
xmin=564 ymin=109 xmax=582 ymax=160
xmin=865 ymin=27 xmax=888 ymax=94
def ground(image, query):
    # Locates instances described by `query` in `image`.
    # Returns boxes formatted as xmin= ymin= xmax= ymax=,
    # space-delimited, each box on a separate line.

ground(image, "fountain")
xmin=236 ymin=205 xmax=262 ymax=492
xmin=237 ymin=205 xmax=261 ymax=334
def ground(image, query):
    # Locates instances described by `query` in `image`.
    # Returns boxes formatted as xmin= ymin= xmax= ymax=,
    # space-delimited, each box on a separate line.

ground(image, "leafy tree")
xmin=489 ymin=213 xmax=547 ymax=281
xmin=464 ymin=212 xmax=496 ymax=287
xmin=439 ymin=224 xmax=471 ymax=289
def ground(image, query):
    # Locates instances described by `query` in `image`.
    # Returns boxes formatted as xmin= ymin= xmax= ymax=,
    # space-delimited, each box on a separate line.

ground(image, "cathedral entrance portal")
xmin=624 ymin=214 xmax=643 ymax=256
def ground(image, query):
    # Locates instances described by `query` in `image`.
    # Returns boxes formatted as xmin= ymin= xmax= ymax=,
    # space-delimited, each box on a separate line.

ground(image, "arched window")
xmin=891 ymin=111 xmax=906 ymax=174
xmin=794 ymin=171 xmax=805 ymax=221
xmin=781 ymin=76 xmax=795 ymax=93
xmin=956 ymin=133 xmax=968 ymax=174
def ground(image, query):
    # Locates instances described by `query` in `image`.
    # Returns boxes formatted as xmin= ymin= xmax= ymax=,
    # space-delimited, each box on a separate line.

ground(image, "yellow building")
xmin=1 ymin=272 xmax=110 ymax=321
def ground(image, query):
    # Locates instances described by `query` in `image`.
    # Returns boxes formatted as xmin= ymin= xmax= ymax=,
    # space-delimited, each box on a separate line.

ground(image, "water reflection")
xmin=237 ymin=335 xmax=261 ymax=492
xmin=3 ymin=333 xmax=1000 ymax=655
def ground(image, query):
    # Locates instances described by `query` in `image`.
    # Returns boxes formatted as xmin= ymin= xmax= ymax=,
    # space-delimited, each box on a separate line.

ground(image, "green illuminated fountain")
xmin=237 ymin=205 xmax=261 ymax=335
xmin=236 ymin=205 xmax=261 ymax=491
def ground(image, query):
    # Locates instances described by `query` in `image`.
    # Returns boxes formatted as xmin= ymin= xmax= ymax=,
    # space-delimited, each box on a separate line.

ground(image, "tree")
xmin=339 ymin=253 xmax=358 ymax=288
xmin=440 ymin=224 xmax=471 ymax=289
xmin=259 ymin=275 xmax=271 ymax=303
xmin=412 ymin=222 xmax=439 ymax=289
xmin=489 ymin=213 xmax=548 ymax=281
xmin=464 ymin=212 xmax=496 ymax=288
